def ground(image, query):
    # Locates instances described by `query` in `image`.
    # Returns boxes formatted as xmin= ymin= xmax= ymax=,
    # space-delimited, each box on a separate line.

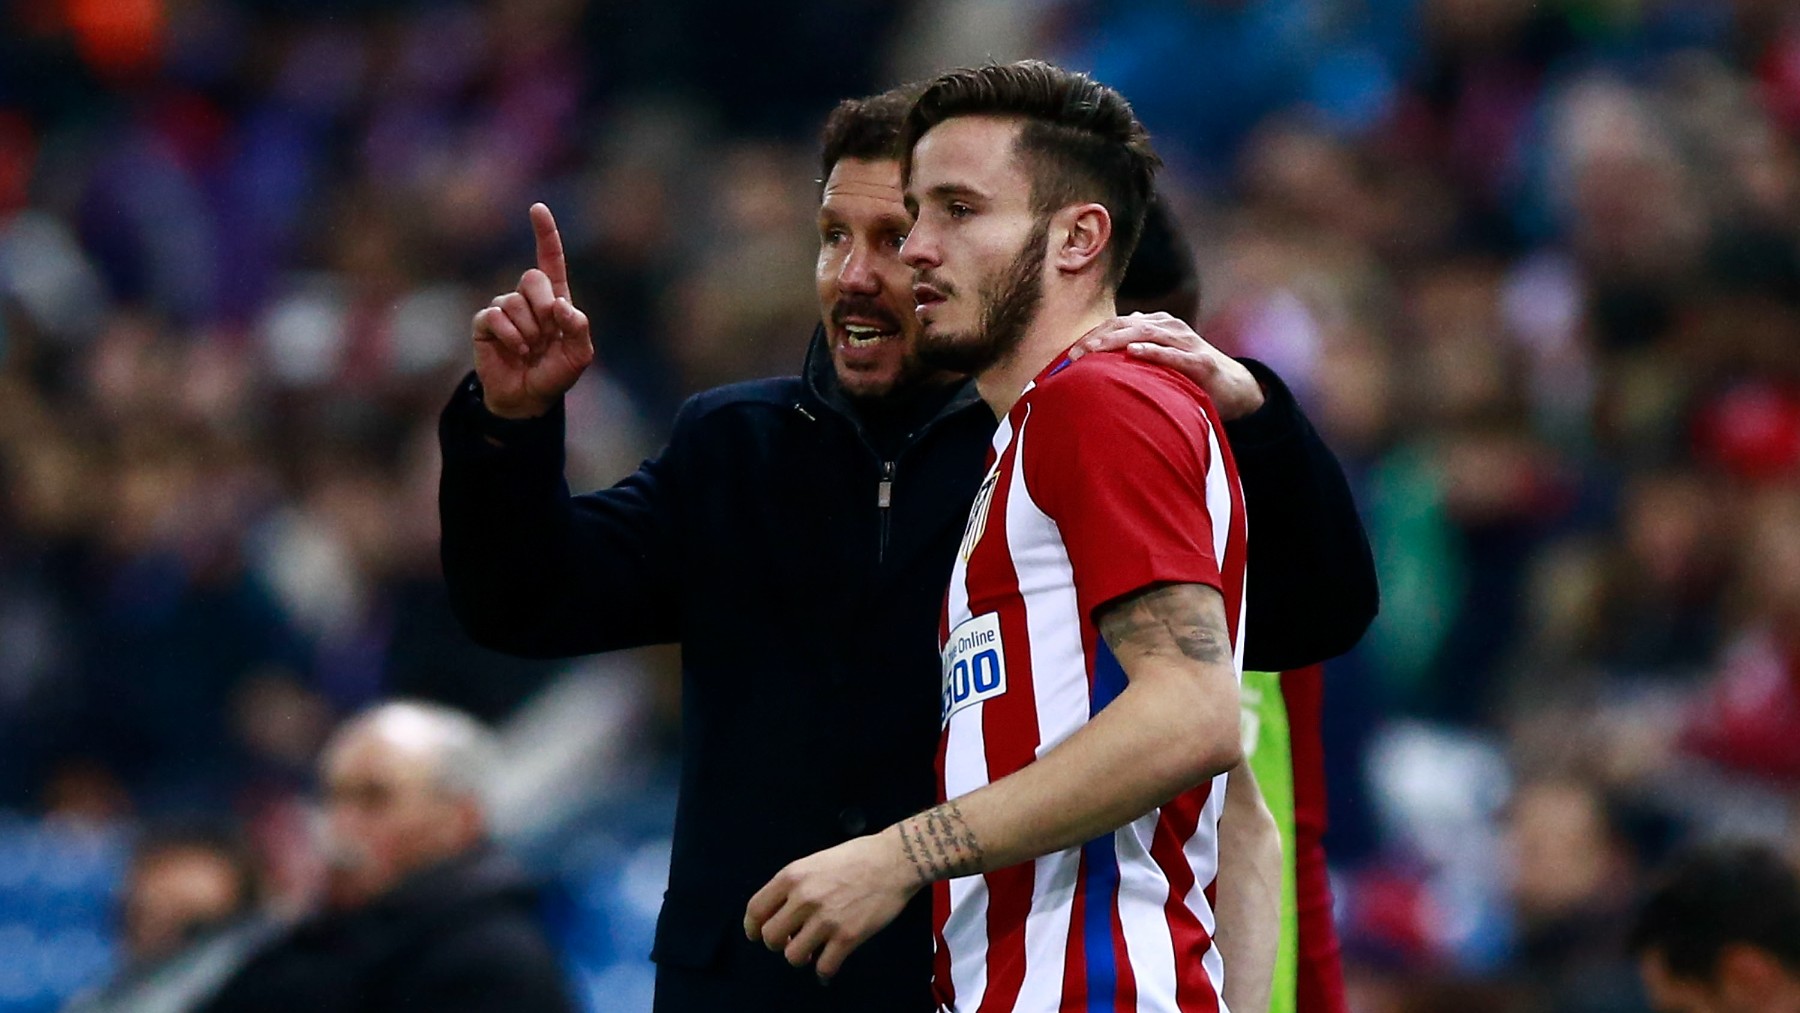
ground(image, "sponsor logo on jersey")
xmin=941 ymin=612 xmax=1007 ymax=725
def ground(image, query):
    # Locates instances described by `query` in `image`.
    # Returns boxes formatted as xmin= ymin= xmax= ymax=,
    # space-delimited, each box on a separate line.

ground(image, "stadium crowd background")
xmin=2 ymin=0 xmax=1799 ymax=1010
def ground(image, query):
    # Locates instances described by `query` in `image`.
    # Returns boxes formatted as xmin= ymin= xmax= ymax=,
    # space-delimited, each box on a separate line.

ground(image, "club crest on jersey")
xmin=958 ymin=467 xmax=1000 ymax=563
xmin=941 ymin=612 xmax=1007 ymax=725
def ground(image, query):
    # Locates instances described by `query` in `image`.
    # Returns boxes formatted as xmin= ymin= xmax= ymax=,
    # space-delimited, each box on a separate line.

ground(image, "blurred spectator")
xmin=119 ymin=821 xmax=259 ymax=966
xmin=1503 ymin=780 xmax=1646 ymax=1013
xmin=1630 ymin=841 xmax=1800 ymax=1013
xmin=1680 ymin=487 xmax=1800 ymax=787
xmin=63 ymin=819 xmax=273 ymax=1013
xmin=199 ymin=701 xmax=577 ymax=1013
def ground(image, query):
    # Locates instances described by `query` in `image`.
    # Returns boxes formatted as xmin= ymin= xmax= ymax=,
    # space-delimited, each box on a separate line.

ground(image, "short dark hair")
xmin=818 ymin=84 xmax=925 ymax=181
xmin=901 ymin=60 xmax=1162 ymax=287
xmin=1629 ymin=842 xmax=1800 ymax=980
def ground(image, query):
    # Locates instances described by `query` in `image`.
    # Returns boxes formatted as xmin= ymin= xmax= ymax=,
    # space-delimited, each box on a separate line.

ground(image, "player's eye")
xmin=948 ymin=203 xmax=973 ymax=220
xmin=886 ymin=233 xmax=908 ymax=250
xmin=822 ymin=226 xmax=848 ymax=245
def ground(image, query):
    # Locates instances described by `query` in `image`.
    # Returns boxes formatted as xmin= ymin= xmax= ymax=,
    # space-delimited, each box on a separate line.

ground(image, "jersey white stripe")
xmin=1114 ymin=812 xmax=1180 ymax=1012
xmin=1001 ymin=408 xmax=1084 ymax=1008
xmin=1182 ymin=773 xmax=1230 ymax=1005
xmin=940 ymin=606 xmax=989 ymax=1011
xmin=945 ymin=876 xmax=990 ymax=1011
xmin=941 ymin=414 xmax=1014 ymax=1009
xmin=1004 ymin=409 xmax=1090 ymax=760
xmin=1020 ymin=849 xmax=1081 ymax=1011
xmin=1201 ymin=418 xmax=1246 ymax=675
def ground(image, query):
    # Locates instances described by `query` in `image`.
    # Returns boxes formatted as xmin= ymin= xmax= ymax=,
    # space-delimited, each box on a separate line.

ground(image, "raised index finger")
xmin=530 ymin=202 xmax=570 ymax=300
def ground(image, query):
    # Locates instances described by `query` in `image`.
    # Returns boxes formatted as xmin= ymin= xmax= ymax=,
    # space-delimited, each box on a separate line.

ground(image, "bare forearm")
xmin=893 ymin=667 xmax=1241 ymax=883
xmin=1215 ymin=761 xmax=1282 ymax=1013
xmin=894 ymin=584 xmax=1244 ymax=883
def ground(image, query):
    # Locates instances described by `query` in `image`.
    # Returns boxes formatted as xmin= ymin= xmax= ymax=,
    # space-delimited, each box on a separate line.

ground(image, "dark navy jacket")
xmin=437 ymin=334 xmax=1376 ymax=1013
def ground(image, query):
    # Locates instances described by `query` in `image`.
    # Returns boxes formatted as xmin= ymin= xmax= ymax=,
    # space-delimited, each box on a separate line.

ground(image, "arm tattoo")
xmin=1097 ymin=583 xmax=1231 ymax=665
xmin=897 ymin=800 xmax=985 ymax=885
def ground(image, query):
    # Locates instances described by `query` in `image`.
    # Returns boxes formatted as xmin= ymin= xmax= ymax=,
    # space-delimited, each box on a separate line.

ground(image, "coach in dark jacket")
xmin=440 ymin=93 xmax=1375 ymax=1013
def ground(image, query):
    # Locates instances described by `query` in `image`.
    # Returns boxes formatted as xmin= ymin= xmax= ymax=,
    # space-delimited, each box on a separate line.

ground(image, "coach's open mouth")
xmin=842 ymin=322 xmax=898 ymax=348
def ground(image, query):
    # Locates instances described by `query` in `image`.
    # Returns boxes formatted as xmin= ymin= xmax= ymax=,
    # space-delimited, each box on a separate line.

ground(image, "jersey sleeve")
xmin=1020 ymin=356 xmax=1226 ymax=622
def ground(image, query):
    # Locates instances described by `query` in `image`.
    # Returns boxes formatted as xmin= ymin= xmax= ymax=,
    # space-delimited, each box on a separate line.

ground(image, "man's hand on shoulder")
xmin=1066 ymin=312 xmax=1264 ymax=421
xmin=472 ymin=203 xmax=595 ymax=420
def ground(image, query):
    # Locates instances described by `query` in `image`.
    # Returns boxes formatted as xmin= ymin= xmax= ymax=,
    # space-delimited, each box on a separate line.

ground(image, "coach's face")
xmin=816 ymin=157 xmax=939 ymax=402
xmin=901 ymin=115 xmax=1048 ymax=375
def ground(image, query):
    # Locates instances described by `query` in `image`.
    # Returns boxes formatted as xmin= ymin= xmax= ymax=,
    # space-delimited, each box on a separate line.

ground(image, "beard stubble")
xmin=917 ymin=218 xmax=1049 ymax=376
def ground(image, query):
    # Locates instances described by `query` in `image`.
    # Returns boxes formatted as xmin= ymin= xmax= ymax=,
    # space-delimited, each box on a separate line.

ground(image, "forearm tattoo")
xmin=897 ymin=801 xmax=985 ymax=885
xmin=1097 ymin=583 xmax=1230 ymax=665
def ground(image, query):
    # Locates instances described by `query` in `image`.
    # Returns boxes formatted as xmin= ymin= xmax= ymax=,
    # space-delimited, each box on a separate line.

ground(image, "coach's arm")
xmin=438 ymin=385 xmax=687 ymax=658
xmin=1226 ymin=359 xmax=1377 ymax=669
xmin=744 ymin=581 xmax=1249 ymax=979
xmin=439 ymin=203 xmax=682 ymax=658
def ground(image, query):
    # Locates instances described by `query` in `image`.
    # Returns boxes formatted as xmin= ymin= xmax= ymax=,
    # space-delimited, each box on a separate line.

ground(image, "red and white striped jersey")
xmin=932 ymin=347 xmax=1248 ymax=1013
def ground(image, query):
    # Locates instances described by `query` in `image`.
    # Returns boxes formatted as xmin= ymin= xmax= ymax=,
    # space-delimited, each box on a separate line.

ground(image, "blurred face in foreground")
xmin=816 ymin=157 xmax=947 ymax=401
xmin=321 ymin=716 xmax=483 ymax=910
xmin=1639 ymin=945 xmax=1800 ymax=1013
xmin=123 ymin=847 xmax=244 ymax=962
xmin=1640 ymin=950 xmax=1725 ymax=1013
xmin=902 ymin=116 xmax=1049 ymax=376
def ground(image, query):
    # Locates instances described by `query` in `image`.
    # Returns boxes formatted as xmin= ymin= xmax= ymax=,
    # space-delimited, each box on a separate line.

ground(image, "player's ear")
xmin=1052 ymin=203 xmax=1111 ymax=276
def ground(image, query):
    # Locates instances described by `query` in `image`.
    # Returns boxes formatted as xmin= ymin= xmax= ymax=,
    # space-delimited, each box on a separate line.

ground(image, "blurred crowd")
xmin=3 ymin=0 xmax=1800 ymax=1010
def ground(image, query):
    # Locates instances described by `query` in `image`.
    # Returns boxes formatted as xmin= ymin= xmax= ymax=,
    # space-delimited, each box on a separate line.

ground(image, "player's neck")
xmin=976 ymin=295 xmax=1116 ymax=417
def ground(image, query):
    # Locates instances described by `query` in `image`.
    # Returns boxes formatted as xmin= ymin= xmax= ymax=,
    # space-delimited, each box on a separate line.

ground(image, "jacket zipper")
xmin=878 ymin=460 xmax=895 ymax=563
xmin=798 ymin=399 xmax=897 ymax=564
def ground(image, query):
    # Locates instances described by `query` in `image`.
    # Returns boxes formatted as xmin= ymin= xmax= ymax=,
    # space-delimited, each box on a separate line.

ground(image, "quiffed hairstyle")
xmin=818 ymin=84 xmax=925 ymax=181
xmin=1629 ymin=842 xmax=1800 ymax=979
xmin=901 ymin=60 xmax=1162 ymax=287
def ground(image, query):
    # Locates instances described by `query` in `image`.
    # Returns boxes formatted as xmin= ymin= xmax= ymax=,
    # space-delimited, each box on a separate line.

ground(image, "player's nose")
xmin=900 ymin=225 xmax=938 ymax=271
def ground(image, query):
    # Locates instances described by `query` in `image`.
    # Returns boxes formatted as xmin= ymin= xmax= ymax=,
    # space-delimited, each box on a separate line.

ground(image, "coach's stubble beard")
xmin=917 ymin=219 xmax=1048 ymax=377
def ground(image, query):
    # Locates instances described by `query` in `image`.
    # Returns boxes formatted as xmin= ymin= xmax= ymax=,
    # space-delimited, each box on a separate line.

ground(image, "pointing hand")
xmin=471 ymin=203 xmax=595 ymax=419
